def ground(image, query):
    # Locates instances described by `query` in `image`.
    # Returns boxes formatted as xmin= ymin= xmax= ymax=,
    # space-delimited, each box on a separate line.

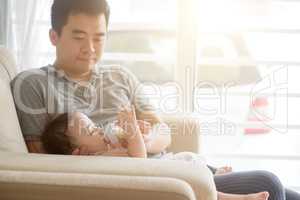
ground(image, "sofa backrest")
xmin=0 ymin=47 xmax=28 ymax=153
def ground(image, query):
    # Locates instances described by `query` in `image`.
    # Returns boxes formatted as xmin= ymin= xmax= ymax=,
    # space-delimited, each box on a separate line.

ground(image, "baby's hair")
xmin=42 ymin=113 xmax=76 ymax=154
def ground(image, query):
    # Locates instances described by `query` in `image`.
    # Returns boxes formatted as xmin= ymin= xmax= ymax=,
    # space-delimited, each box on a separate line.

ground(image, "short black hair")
xmin=42 ymin=113 xmax=75 ymax=155
xmin=51 ymin=0 xmax=110 ymax=35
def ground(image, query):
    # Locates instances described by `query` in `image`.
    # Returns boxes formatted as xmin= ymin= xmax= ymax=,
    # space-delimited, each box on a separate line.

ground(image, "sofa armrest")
xmin=0 ymin=170 xmax=196 ymax=200
xmin=0 ymin=152 xmax=217 ymax=200
xmin=162 ymin=115 xmax=201 ymax=153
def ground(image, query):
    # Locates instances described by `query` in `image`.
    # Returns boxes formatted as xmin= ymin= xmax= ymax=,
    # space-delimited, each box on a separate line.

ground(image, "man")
xmin=11 ymin=0 xmax=170 ymax=154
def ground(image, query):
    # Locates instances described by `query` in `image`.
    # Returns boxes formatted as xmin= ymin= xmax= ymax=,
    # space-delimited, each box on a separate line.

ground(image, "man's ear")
xmin=49 ymin=29 xmax=59 ymax=46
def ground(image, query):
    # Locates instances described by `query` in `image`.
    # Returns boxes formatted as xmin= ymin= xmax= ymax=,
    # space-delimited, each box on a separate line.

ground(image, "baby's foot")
xmin=244 ymin=191 xmax=269 ymax=200
xmin=215 ymin=166 xmax=232 ymax=175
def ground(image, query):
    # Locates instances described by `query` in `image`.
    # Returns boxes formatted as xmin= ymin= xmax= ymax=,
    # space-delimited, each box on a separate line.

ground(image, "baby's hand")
xmin=137 ymin=120 xmax=152 ymax=143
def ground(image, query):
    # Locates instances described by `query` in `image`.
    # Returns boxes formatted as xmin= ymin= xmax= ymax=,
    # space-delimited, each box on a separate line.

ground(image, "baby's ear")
xmin=71 ymin=146 xmax=90 ymax=155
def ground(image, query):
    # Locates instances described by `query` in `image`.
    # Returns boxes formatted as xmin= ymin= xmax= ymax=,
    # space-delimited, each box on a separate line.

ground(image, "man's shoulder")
xmin=11 ymin=65 xmax=53 ymax=86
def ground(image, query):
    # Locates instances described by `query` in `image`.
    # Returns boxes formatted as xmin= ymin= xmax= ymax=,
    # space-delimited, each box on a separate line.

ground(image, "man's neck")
xmin=54 ymin=61 xmax=92 ymax=82
xmin=64 ymin=70 xmax=92 ymax=82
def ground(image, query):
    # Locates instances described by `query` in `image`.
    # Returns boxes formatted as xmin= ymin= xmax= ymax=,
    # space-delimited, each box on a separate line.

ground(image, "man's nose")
xmin=82 ymin=39 xmax=95 ymax=54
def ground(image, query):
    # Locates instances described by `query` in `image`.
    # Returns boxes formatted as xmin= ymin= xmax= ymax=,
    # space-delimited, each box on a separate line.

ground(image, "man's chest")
xmin=45 ymin=78 xmax=132 ymax=114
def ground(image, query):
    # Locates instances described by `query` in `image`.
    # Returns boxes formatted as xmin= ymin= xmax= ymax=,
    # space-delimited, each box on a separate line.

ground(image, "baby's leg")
xmin=218 ymin=191 xmax=269 ymax=200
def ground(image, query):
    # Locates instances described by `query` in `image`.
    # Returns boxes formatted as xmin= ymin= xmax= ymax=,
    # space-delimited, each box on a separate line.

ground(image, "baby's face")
xmin=67 ymin=112 xmax=107 ymax=154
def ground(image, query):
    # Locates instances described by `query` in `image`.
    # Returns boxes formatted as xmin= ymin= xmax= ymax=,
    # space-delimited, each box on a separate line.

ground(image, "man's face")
xmin=50 ymin=13 xmax=107 ymax=76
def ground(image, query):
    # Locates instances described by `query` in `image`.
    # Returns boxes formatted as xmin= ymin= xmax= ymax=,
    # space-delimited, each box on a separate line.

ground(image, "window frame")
xmin=0 ymin=0 xmax=8 ymax=45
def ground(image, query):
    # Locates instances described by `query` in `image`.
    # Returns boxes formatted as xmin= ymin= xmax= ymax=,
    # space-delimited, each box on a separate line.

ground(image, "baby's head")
xmin=42 ymin=112 xmax=105 ymax=155
xmin=42 ymin=113 xmax=74 ymax=154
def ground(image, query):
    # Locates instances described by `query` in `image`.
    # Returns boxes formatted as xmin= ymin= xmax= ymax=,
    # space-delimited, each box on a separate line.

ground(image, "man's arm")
xmin=11 ymin=73 xmax=49 ymax=154
xmin=136 ymin=110 xmax=171 ymax=154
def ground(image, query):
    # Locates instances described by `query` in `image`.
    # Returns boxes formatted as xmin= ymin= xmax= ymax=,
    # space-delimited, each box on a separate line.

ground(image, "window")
xmin=103 ymin=0 xmax=177 ymax=83
xmin=7 ymin=0 xmax=54 ymax=70
xmin=0 ymin=0 xmax=8 ymax=45
xmin=194 ymin=0 xmax=300 ymax=191
xmin=103 ymin=0 xmax=180 ymax=114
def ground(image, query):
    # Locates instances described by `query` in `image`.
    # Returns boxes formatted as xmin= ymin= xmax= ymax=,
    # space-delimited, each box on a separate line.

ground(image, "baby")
xmin=42 ymin=107 xmax=148 ymax=158
xmin=41 ymin=107 xmax=269 ymax=200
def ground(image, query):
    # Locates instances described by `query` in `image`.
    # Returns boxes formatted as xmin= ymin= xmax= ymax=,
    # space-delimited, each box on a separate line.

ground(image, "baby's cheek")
xmin=110 ymin=142 xmax=122 ymax=149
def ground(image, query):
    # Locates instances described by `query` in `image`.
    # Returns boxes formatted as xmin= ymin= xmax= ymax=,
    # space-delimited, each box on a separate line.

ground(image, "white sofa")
xmin=0 ymin=47 xmax=217 ymax=200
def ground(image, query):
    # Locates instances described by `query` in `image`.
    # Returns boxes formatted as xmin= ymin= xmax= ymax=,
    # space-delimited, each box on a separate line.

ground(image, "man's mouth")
xmin=78 ymin=58 xmax=95 ymax=62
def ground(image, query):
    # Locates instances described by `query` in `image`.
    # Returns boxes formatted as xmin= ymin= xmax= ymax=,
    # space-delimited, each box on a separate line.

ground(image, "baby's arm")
xmin=126 ymin=131 xmax=147 ymax=158
xmin=118 ymin=106 xmax=147 ymax=158
xmin=100 ymin=147 xmax=129 ymax=157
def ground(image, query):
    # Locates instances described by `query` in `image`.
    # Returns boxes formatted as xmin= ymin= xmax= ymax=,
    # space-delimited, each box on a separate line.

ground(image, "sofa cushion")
xmin=0 ymin=47 xmax=27 ymax=153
